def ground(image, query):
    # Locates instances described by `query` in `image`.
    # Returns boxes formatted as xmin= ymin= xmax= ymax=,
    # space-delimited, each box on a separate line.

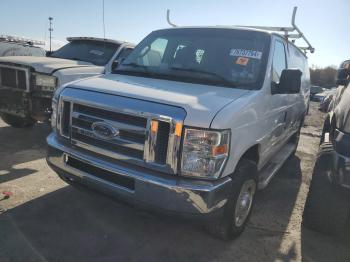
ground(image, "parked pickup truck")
xmin=0 ymin=35 xmax=46 ymax=57
xmin=47 ymin=27 xmax=310 ymax=239
xmin=0 ymin=37 xmax=134 ymax=127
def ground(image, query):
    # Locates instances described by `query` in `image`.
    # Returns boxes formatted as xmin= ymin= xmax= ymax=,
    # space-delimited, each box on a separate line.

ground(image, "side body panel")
xmin=211 ymin=35 xmax=308 ymax=178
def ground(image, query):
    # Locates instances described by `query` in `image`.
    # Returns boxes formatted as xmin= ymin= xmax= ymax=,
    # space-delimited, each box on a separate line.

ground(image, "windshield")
xmin=115 ymin=28 xmax=270 ymax=89
xmin=51 ymin=40 xmax=120 ymax=66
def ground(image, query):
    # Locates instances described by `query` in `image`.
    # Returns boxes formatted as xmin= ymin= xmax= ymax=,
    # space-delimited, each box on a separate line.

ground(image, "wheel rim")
xmin=234 ymin=179 xmax=256 ymax=227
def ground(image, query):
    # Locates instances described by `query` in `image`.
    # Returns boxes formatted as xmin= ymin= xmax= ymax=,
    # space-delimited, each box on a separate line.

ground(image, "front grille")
xmin=69 ymin=103 xmax=147 ymax=161
xmin=0 ymin=66 xmax=28 ymax=90
xmin=58 ymin=95 xmax=179 ymax=175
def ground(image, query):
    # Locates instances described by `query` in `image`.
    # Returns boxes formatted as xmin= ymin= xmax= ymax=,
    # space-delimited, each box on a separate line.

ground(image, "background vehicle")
xmin=0 ymin=34 xmax=46 ymax=57
xmin=336 ymin=60 xmax=350 ymax=86
xmin=303 ymin=82 xmax=350 ymax=240
xmin=310 ymin=85 xmax=326 ymax=101
xmin=47 ymin=7 xmax=312 ymax=240
xmin=318 ymin=88 xmax=337 ymax=113
xmin=0 ymin=37 xmax=134 ymax=127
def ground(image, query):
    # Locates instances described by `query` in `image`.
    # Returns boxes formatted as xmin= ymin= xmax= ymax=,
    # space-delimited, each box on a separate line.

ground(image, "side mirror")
xmin=111 ymin=61 xmax=119 ymax=71
xmin=272 ymin=69 xmax=302 ymax=94
xmin=336 ymin=68 xmax=350 ymax=86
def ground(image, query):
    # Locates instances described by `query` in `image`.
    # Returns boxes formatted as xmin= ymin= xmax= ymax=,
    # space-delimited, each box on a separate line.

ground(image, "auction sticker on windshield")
xmin=229 ymin=49 xmax=262 ymax=59
xmin=236 ymin=57 xmax=249 ymax=66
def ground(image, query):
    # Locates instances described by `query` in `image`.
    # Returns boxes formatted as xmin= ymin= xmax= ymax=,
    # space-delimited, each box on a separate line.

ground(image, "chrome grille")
xmin=70 ymin=103 xmax=147 ymax=161
xmin=0 ymin=65 xmax=29 ymax=90
xmin=57 ymin=88 xmax=186 ymax=175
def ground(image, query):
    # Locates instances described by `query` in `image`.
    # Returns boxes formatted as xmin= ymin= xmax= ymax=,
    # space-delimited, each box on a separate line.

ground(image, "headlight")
xmin=181 ymin=128 xmax=230 ymax=179
xmin=51 ymin=99 xmax=58 ymax=129
xmin=34 ymin=73 xmax=57 ymax=91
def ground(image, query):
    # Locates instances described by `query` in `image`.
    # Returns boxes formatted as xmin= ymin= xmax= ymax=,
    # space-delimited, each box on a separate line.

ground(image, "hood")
xmin=68 ymin=74 xmax=251 ymax=127
xmin=0 ymin=56 xmax=94 ymax=74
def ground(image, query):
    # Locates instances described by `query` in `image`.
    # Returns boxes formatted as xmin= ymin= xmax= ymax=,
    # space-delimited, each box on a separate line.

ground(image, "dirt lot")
xmin=0 ymin=102 xmax=349 ymax=262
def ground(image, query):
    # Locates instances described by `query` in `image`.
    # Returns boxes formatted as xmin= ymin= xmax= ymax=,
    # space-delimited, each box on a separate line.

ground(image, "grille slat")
xmin=72 ymin=131 xmax=144 ymax=159
xmin=71 ymin=126 xmax=144 ymax=151
xmin=0 ymin=66 xmax=27 ymax=90
xmin=155 ymin=122 xmax=170 ymax=164
xmin=71 ymin=116 xmax=145 ymax=144
xmin=73 ymin=104 xmax=147 ymax=128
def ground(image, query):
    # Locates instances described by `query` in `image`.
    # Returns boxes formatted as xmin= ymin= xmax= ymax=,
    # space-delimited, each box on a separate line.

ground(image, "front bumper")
xmin=46 ymin=133 xmax=232 ymax=218
xmin=0 ymin=88 xmax=53 ymax=121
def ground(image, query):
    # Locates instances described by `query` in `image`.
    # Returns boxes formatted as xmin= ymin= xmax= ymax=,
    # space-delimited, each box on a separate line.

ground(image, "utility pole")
xmin=102 ymin=0 xmax=105 ymax=39
xmin=48 ymin=17 xmax=53 ymax=52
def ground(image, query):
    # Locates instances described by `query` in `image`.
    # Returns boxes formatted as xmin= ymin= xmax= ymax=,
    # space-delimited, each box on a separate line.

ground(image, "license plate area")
xmin=64 ymin=155 xmax=135 ymax=191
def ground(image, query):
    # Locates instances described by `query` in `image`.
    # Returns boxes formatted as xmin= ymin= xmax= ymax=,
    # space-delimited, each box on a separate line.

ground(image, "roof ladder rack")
xmin=0 ymin=34 xmax=45 ymax=46
xmin=235 ymin=7 xmax=314 ymax=54
xmin=166 ymin=7 xmax=314 ymax=54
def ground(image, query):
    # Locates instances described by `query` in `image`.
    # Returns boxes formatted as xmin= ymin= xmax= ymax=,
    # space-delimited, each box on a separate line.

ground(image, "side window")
xmin=137 ymin=38 xmax=168 ymax=66
xmin=272 ymin=41 xmax=287 ymax=83
xmin=117 ymin=47 xmax=133 ymax=61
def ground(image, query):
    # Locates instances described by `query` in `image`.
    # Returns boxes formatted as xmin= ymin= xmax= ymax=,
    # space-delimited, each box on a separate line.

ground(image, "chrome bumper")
xmin=46 ymin=133 xmax=232 ymax=217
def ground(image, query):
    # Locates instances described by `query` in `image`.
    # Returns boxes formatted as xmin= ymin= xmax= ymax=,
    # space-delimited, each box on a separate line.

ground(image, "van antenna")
xmin=166 ymin=9 xmax=177 ymax=27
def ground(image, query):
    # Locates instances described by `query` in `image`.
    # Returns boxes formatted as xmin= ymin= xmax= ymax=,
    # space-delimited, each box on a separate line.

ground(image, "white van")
xmin=47 ymin=8 xmax=313 ymax=239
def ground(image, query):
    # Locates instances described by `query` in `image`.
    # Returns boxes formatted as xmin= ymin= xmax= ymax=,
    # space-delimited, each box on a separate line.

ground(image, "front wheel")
xmin=0 ymin=113 xmax=36 ymax=128
xmin=207 ymin=159 xmax=257 ymax=240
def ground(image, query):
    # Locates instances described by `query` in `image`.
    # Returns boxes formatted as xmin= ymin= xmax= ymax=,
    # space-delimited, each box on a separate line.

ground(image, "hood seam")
xmin=209 ymin=90 xmax=251 ymax=129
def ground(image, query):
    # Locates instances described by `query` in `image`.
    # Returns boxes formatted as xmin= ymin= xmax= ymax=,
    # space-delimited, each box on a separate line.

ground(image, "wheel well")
xmin=241 ymin=145 xmax=260 ymax=165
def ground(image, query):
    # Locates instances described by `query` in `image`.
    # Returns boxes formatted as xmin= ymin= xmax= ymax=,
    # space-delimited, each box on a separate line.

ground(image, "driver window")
xmin=137 ymin=38 xmax=167 ymax=66
xmin=117 ymin=47 xmax=133 ymax=61
xmin=272 ymin=41 xmax=287 ymax=83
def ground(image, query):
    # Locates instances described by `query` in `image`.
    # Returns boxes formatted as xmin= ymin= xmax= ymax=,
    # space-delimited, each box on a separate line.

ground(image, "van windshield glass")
xmin=115 ymin=28 xmax=270 ymax=89
xmin=51 ymin=40 xmax=120 ymax=66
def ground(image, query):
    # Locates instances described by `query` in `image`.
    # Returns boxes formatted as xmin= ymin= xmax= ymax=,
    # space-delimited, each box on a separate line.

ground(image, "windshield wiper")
xmin=169 ymin=67 xmax=236 ymax=87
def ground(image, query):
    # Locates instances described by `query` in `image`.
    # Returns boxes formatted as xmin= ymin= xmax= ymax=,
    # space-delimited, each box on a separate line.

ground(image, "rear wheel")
xmin=0 ymin=113 xmax=36 ymax=128
xmin=207 ymin=159 xmax=257 ymax=240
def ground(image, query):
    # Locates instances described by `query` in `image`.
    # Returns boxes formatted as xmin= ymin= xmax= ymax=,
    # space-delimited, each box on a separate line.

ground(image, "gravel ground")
xmin=0 ymin=102 xmax=349 ymax=262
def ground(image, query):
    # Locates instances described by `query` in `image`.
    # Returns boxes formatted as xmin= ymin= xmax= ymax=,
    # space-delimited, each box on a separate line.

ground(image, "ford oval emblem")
xmin=91 ymin=122 xmax=119 ymax=140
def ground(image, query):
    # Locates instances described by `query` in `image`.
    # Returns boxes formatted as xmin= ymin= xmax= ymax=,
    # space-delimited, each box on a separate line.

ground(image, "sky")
xmin=1 ymin=0 xmax=349 ymax=67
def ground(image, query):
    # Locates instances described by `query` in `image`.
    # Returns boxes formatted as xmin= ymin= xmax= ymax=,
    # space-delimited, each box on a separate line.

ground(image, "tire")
xmin=207 ymin=159 xmax=257 ymax=240
xmin=303 ymin=142 xmax=350 ymax=238
xmin=0 ymin=113 xmax=36 ymax=128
